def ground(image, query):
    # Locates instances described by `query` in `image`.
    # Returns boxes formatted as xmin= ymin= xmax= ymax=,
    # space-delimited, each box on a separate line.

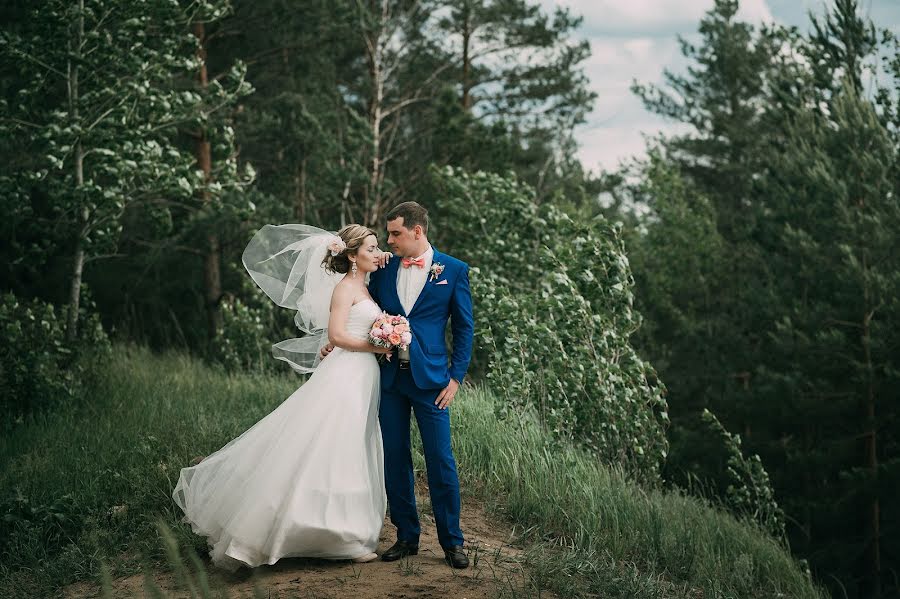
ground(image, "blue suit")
xmin=368 ymin=246 xmax=474 ymax=549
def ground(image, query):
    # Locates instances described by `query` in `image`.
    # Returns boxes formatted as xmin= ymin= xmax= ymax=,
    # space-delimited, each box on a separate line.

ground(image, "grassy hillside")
xmin=0 ymin=346 xmax=824 ymax=598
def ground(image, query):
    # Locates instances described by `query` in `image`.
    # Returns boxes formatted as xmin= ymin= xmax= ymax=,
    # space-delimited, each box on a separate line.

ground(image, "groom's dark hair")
xmin=386 ymin=201 xmax=428 ymax=234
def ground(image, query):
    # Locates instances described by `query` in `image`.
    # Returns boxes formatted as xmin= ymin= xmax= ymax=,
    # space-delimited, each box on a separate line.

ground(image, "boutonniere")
xmin=429 ymin=262 xmax=445 ymax=282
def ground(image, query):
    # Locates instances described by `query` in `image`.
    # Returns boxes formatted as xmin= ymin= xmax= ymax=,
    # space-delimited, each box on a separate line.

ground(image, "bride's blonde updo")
xmin=322 ymin=224 xmax=378 ymax=274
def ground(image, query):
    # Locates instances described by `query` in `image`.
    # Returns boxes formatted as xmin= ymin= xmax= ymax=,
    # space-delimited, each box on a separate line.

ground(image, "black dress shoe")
xmin=381 ymin=539 xmax=419 ymax=561
xmin=444 ymin=545 xmax=469 ymax=569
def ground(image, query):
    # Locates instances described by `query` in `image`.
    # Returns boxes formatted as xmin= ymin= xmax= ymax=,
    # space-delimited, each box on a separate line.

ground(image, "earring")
xmin=351 ymin=262 xmax=358 ymax=278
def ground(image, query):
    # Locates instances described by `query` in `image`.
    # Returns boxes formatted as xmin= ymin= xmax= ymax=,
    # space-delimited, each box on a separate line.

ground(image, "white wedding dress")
xmin=172 ymin=298 xmax=386 ymax=571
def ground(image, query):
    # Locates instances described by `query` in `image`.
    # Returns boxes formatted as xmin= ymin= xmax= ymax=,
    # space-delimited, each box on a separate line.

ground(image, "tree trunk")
xmin=362 ymin=0 xmax=390 ymax=226
xmin=341 ymin=179 xmax=350 ymax=228
xmin=193 ymin=20 xmax=222 ymax=340
xmin=295 ymin=158 xmax=307 ymax=221
xmin=861 ymin=302 xmax=880 ymax=597
xmin=802 ymin=423 xmax=813 ymax=555
xmin=66 ymin=0 xmax=86 ymax=342
xmin=461 ymin=0 xmax=472 ymax=111
xmin=67 ymin=220 xmax=85 ymax=341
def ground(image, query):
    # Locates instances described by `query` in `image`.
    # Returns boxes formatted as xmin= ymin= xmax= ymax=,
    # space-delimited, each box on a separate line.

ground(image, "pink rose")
xmin=371 ymin=328 xmax=384 ymax=338
xmin=401 ymin=332 xmax=412 ymax=344
xmin=388 ymin=333 xmax=402 ymax=346
xmin=382 ymin=324 xmax=394 ymax=334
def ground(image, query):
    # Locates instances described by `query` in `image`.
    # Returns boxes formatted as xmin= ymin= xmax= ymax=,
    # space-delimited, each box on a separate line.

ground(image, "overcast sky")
xmin=538 ymin=0 xmax=900 ymax=173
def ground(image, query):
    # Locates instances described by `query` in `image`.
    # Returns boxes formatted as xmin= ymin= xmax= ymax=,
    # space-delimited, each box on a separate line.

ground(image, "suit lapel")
xmin=385 ymin=257 xmax=405 ymax=316
xmin=409 ymin=247 xmax=442 ymax=316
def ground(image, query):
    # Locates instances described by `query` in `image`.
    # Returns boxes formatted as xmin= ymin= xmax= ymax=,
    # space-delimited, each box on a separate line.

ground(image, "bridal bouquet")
xmin=369 ymin=313 xmax=412 ymax=360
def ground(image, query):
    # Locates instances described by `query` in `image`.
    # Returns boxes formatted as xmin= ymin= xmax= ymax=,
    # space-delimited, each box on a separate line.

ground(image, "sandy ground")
xmin=65 ymin=485 xmax=541 ymax=599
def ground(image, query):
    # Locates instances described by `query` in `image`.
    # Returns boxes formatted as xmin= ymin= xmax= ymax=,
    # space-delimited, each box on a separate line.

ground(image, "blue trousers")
xmin=379 ymin=368 xmax=464 ymax=549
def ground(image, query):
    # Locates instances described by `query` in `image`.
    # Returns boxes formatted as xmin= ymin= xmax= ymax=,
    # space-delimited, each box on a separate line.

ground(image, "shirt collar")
xmin=414 ymin=246 xmax=433 ymax=262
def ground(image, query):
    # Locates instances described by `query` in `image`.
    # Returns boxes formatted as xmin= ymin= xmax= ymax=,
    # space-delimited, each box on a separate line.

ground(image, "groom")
xmin=327 ymin=201 xmax=473 ymax=568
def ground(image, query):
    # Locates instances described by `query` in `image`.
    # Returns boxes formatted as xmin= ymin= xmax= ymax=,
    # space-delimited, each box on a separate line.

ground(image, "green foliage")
xmin=0 ymin=491 xmax=82 ymax=565
xmin=623 ymin=1 xmax=900 ymax=595
xmin=2 ymin=0 xmax=601 ymax=351
xmin=625 ymin=154 xmax=731 ymax=393
xmin=209 ymin=0 xmax=598 ymax=228
xmin=209 ymin=274 xmax=286 ymax=373
xmin=219 ymin=0 xmax=370 ymax=227
xmin=700 ymin=409 xmax=784 ymax=537
xmin=210 ymin=298 xmax=272 ymax=372
xmin=457 ymin=386 xmax=821 ymax=599
xmin=0 ymin=346 xmax=297 ymax=596
xmin=806 ymin=0 xmax=878 ymax=95
xmin=755 ymin=80 xmax=900 ymax=598
xmin=0 ymin=291 xmax=109 ymax=430
xmin=0 ymin=0 xmax=252 ymax=252
xmin=623 ymin=156 xmax=786 ymax=533
xmin=429 ymin=0 xmax=597 ymax=202
xmin=0 ymin=0 xmax=255 ymax=340
xmin=631 ymin=0 xmax=795 ymax=238
xmin=434 ymin=167 xmax=668 ymax=478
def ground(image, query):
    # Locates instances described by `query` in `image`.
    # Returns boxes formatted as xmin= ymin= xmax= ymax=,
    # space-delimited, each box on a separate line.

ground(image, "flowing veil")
xmin=242 ymin=224 xmax=342 ymax=373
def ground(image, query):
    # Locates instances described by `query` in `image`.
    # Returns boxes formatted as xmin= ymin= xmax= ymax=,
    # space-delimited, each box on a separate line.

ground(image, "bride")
xmin=172 ymin=224 xmax=392 ymax=571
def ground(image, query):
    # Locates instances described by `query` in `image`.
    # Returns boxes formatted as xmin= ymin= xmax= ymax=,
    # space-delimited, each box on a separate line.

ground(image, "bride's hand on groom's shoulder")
xmin=375 ymin=251 xmax=392 ymax=268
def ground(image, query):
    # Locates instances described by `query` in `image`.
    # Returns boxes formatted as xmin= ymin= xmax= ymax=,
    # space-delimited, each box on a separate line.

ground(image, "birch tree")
xmin=0 ymin=0 xmax=252 ymax=340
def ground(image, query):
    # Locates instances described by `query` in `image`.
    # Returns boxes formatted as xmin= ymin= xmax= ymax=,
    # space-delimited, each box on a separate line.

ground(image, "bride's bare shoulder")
xmin=331 ymin=279 xmax=369 ymax=307
xmin=330 ymin=280 xmax=354 ymax=306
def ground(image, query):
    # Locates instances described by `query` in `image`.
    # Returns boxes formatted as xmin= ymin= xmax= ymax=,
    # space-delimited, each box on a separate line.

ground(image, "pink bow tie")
xmin=401 ymin=257 xmax=426 ymax=269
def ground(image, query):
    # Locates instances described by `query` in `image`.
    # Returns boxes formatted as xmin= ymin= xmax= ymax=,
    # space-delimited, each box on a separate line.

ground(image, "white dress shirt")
xmin=396 ymin=246 xmax=433 ymax=315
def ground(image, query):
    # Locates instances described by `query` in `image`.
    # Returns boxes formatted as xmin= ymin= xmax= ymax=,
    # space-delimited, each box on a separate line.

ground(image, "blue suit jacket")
xmin=369 ymin=247 xmax=474 ymax=390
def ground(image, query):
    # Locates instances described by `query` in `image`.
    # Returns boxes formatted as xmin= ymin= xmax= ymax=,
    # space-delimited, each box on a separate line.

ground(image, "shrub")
xmin=0 ymin=290 xmax=109 ymax=430
xmin=209 ymin=276 xmax=291 ymax=373
xmin=433 ymin=167 xmax=669 ymax=478
xmin=211 ymin=297 xmax=275 ymax=372
xmin=701 ymin=409 xmax=785 ymax=537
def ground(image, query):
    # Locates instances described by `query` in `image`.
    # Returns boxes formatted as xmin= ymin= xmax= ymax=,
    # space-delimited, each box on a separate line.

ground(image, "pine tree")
xmin=433 ymin=0 xmax=595 ymax=201
xmin=627 ymin=0 xmax=791 ymax=492
xmin=626 ymin=1 xmax=899 ymax=594
xmin=759 ymin=81 xmax=899 ymax=599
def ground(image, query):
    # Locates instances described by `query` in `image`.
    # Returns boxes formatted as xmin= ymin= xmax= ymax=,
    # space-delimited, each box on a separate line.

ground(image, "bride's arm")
xmin=328 ymin=285 xmax=391 ymax=354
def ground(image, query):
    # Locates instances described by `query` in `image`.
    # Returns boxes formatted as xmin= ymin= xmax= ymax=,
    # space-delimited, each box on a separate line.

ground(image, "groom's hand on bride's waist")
xmin=435 ymin=378 xmax=460 ymax=410
xmin=320 ymin=343 xmax=334 ymax=358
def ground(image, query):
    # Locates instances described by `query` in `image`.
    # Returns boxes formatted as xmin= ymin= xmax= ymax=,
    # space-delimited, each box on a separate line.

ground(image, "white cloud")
xmin=573 ymin=33 xmax=693 ymax=173
xmin=550 ymin=0 xmax=900 ymax=172
xmin=736 ymin=0 xmax=778 ymax=24
xmin=585 ymin=36 xmax=685 ymax=80
xmin=542 ymin=0 xmax=775 ymax=35
xmin=576 ymin=120 xmax=695 ymax=172
xmin=533 ymin=0 xmax=779 ymax=172
xmin=622 ymin=37 xmax=660 ymax=62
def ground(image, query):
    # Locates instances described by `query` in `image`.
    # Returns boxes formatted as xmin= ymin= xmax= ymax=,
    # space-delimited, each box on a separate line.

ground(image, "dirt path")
xmin=66 ymin=486 xmax=539 ymax=599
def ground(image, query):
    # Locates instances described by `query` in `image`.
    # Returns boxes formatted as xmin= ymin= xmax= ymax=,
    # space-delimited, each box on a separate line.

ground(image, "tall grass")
xmin=453 ymin=387 xmax=824 ymax=598
xmin=0 ymin=346 xmax=298 ymax=596
xmin=0 ymin=346 xmax=823 ymax=598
